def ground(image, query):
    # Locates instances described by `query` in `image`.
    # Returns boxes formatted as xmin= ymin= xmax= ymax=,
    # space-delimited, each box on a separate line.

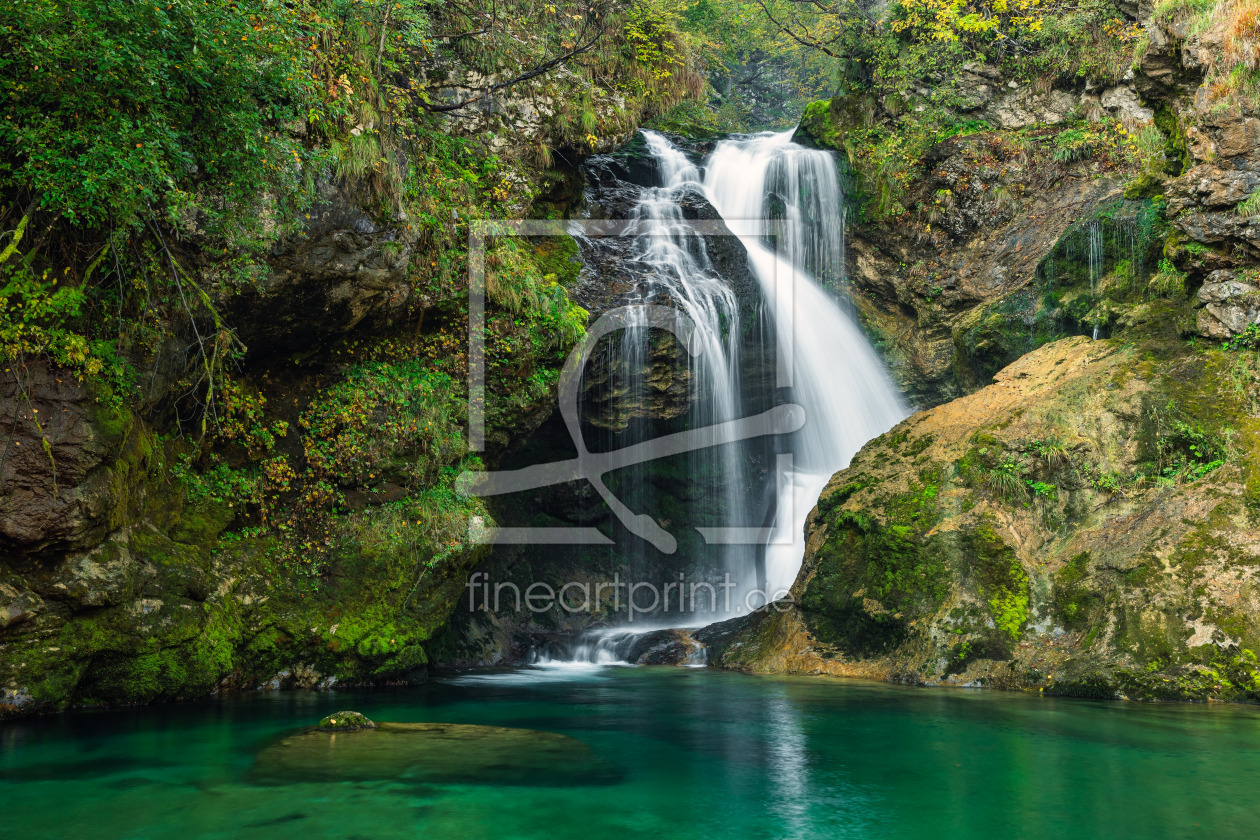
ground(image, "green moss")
xmin=796 ymin=99 xmax=846 ymax=151
xmin=1051 ymin=552 xmax=1104 ymax=631
xmin=905 ymin=434 xmax=936 ymax=456
xmin=1113 ymin=648 xmax=1260 ymax=702
xmin=1153 ymin=104 xmax=1192 ymax=177
xmin=800 ymin=475 xmax=951 ymax=656
xmin=1124 ymin=171 xmax=1164 ymax=200
xmin=959 ymin=523 xmax=1029 ymax=643
xmin=815 ymin=475 xmax=874 ymax=519
xmin=531 ymin=234 xmax=582 ymax=287
xmin=1048 ymin=674 xmax=1119 ymax=699
xmin=318 ymin=710 xmax=376 ymax=731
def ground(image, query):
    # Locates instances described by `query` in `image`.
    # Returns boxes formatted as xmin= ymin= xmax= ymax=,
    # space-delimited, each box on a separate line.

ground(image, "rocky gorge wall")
xmin=712 ymin=8 xmax=1260 ymax=700
xmin=0 ymin=1 xmax=705 ymax=718
xmin=709 ymin=336 xmax=1260 ymax=700
xmin=7 ymin=0 xmax=1260 ymax=717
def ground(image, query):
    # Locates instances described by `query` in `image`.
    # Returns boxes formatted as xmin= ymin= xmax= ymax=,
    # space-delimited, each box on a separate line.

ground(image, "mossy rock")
xmin=317 ymin=711 xmax=376 ymax=732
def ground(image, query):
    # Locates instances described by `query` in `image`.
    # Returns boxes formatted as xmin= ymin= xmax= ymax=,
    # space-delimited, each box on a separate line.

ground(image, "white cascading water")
xmin=1088 ymin=219 xmax=1103 ymax=340
xmin=702 ymin=130 xmax=909 ymax=596
xmin=542 ymin=129 xmax=907 ymax=666
xmin=588 ymin=131 xmax=758 ymax=607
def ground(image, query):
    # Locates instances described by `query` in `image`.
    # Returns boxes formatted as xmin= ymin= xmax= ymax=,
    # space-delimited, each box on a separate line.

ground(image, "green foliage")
xmin=1031 ymin=437 xmax=1068 ymax=466
xmin=810 ymin=510 xmax=951 ymax=615
xmin=753 ymin=0 xmax=1140 ymax=218
xmin=213 ymin=377 xmax=290 ymax=457
xmin=670 ymin=0 xmax=843 ymax=132
xmin=485 ymin=237 xmax=588 ymax=348
xmin=1093 ymin=471 xmax=1125 ymax=494
xmin=1237 ymin=191 xmax=1260 ymax=217
xmin=1052 ymin=127 xmax=1104 ymax=162
xmin=1027 ymin=480 xmax=1058 ymax=500
xmin=984 ymin=459 xmax=1028 ymax=502
xmin=300 ymin=362 xmax=467 ymax=507
xmin=172 ymin=452 xmax=294 ymax=523
xmin=1152 ymin=0 xmax=1260 ymax=112
xmin=0 ymin=0 xmax=319 ymax=234
xmin=1149 ymin=257 xmax=1187 ymax=298
xmin=1223 ymin=323 xmax=1260 ymax=351
xmin=1 ymin=261 xmax=92 ymax=370
xmin=1138 ymin=399 xmax=1230 ymax=485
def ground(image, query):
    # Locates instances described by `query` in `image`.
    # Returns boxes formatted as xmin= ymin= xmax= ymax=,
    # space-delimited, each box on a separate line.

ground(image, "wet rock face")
xmin=571 ymin=147 xmax=767 ymax=431
xmin=983 ymin=85 xmax=1079 ymax=130
xmin=0 ymin=582 xmax=42 ymax=631
xmin=1147 ymin=21 xmax=1260 ymax=264
xmin=0 ymin=361 xmax=147 ymax=554
xmin=226 ymin=180 xmax=417 ymax=356
xmin=715 ymin=336 xmax=1260 ymax=701
xmin=842 ymin=133 xmax=1128 ymax=406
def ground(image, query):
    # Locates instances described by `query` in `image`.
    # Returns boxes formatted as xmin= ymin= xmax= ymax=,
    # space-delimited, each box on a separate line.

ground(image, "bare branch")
xmin=756 ymin=0 xmax=846 ymax=59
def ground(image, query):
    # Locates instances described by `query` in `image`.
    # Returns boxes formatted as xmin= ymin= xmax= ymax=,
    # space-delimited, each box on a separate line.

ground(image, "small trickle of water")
xmin=1088 ymin=219 xmax=1103 ymax=339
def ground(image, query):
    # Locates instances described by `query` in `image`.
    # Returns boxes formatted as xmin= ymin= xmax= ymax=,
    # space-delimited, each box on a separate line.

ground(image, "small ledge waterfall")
xmin=543 ymin=130 xmax=907 ymax=664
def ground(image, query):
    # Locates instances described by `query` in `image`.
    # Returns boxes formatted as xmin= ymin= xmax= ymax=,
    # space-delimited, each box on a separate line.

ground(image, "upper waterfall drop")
xmin=701 ymin=130 xmax=910 ymax=596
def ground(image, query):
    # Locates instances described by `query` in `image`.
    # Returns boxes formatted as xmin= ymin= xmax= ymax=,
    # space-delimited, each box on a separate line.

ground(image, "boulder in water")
xmin=317 ymin=711 xmax=376 ymax=732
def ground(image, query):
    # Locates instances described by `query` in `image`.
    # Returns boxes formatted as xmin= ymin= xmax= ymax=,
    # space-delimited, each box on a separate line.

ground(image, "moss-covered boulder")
xmin=716 ymin=335 xmax=1260 ymax=702
xmin=317 ymin=711 xmax=376 ymax=731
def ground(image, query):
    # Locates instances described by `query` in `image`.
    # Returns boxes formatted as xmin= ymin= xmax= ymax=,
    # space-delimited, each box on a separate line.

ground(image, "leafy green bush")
xmin=1224 ymin=323 xmax=1260 ymax=351
xmin=1052 ymin=127 xmax=1105 ymax=162
xmin=0 ymin=0 xmax=319 ymax=236
xmin=1149 ymin=257 xmax=1187 ymax=298
xmin=984 ymin=460 xmax=1028 ymax=502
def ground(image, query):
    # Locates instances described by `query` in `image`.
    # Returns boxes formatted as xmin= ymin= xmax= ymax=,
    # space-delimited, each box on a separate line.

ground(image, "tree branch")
xmin=421 ymin=20 xmax=607 ymax=113
xmin=755 ymin=0 xmax=846 ymax=59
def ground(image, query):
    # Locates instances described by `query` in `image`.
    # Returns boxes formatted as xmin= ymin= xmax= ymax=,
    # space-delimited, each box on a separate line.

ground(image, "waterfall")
xmin=531 ymin=626 xmax=708 ymax=667
xmin=702 ymin=130 xmax=909 ymax=596
xmin=549 ymin=128 xmax=906 ymax=659
xmin=586 ymin=130 xmax=758 ymax=611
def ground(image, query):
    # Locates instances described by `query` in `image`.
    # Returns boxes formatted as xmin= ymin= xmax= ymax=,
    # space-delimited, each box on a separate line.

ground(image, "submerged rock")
xmin=255 ymin=722 xmax=613 ymax=786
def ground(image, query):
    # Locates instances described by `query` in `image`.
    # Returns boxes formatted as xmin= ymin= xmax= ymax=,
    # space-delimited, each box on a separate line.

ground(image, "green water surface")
xmin=2 ymin=666 xmax=1258 ymax=839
